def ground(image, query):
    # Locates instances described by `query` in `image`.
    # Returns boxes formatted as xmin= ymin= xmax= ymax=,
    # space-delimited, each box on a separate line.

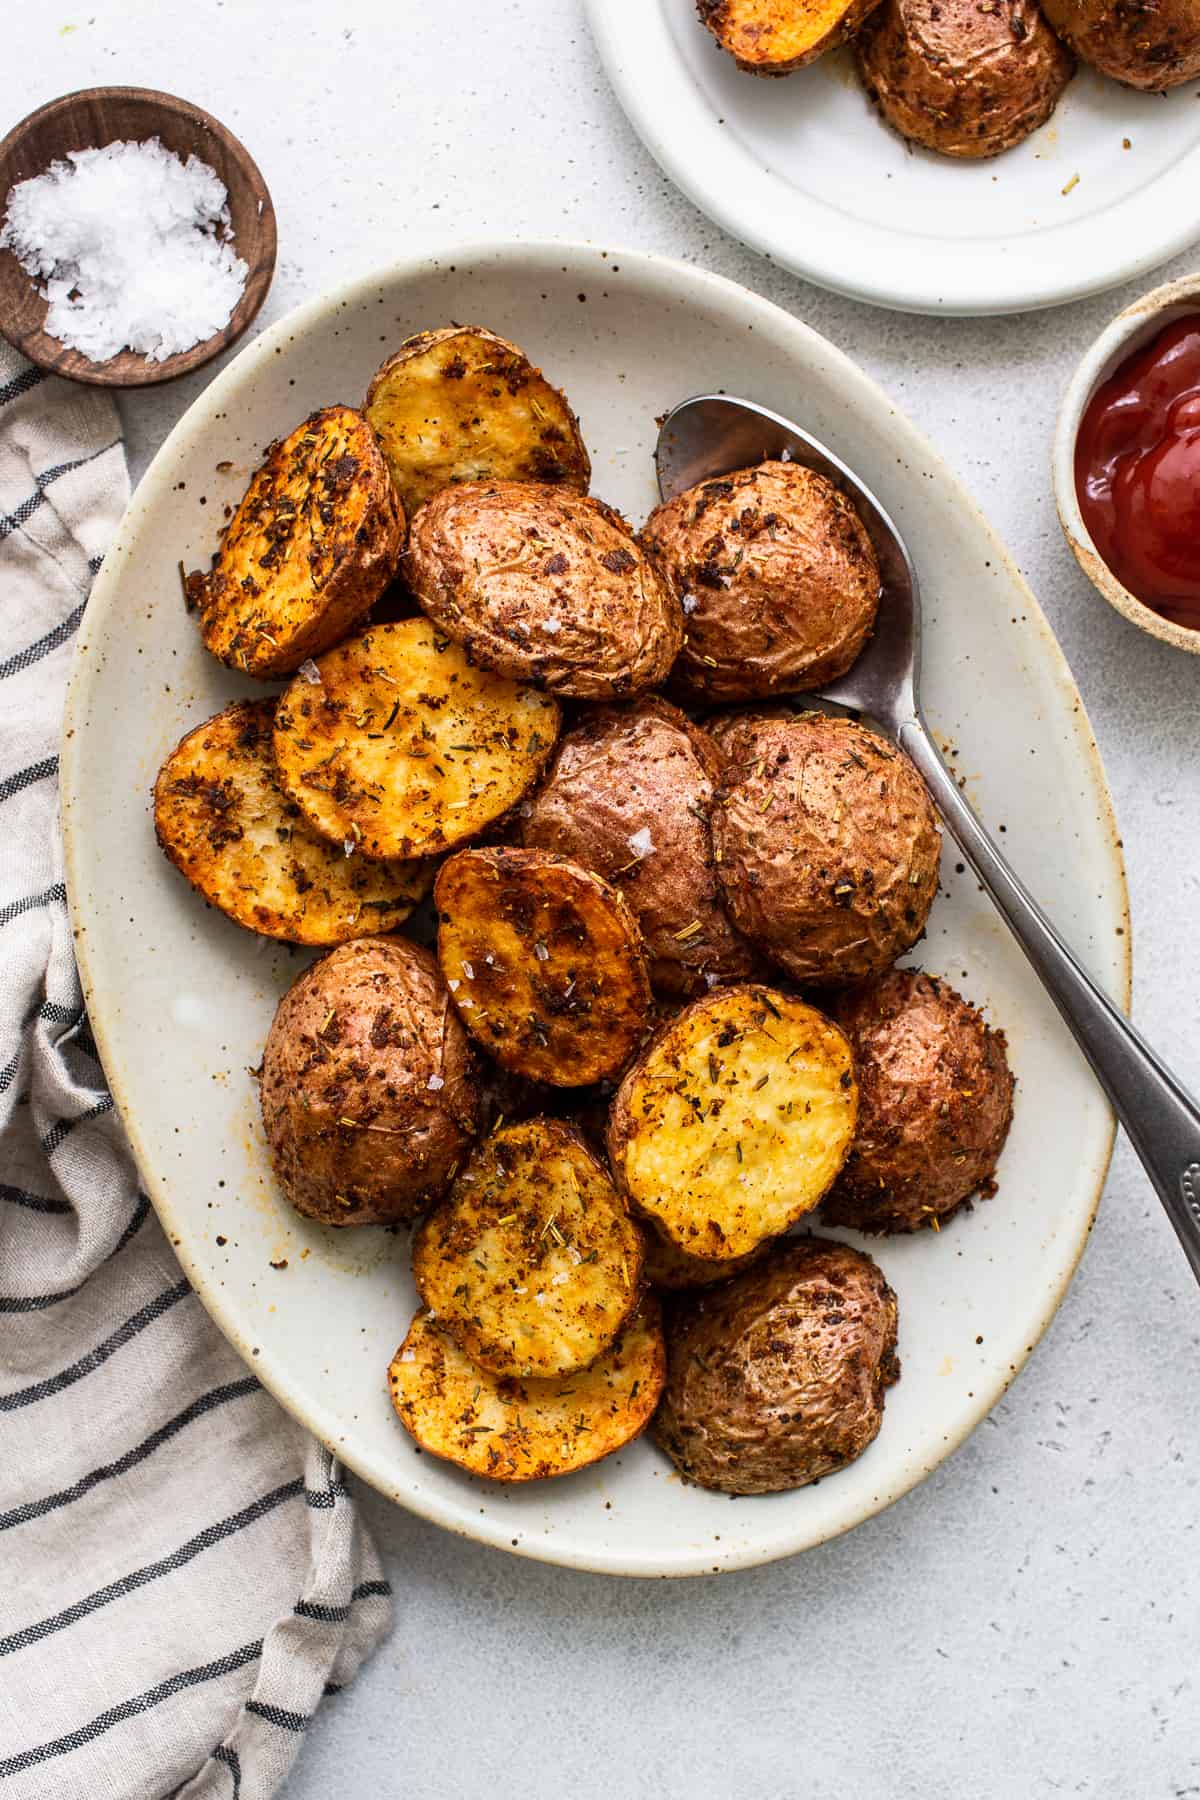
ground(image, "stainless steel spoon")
xmin=656 ymin=393 xmax=1200 ymax=1281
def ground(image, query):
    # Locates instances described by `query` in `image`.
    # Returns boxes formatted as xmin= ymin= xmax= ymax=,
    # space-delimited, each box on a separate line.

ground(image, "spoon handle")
xmin=898 ymin=716 xmax=1200 ymax=1283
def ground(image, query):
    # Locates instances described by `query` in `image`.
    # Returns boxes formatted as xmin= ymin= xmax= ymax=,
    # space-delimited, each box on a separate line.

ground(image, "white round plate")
xmin=63 ymin=241 xmax=1128 ymax=1576
xmin=585 ymin=0 xmax=1200 ymax=315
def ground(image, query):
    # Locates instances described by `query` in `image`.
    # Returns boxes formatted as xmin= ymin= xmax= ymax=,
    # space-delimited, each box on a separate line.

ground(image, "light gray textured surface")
xmin=20 ymin=2 xmax=1200 ymax=1794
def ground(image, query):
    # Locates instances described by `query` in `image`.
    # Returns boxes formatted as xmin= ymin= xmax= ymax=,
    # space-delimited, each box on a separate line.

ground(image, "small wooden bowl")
xmin=0 ymin=86 xmax=276 ymax=387
xmin=1053 ymin=272 xmax=1200 ymax=657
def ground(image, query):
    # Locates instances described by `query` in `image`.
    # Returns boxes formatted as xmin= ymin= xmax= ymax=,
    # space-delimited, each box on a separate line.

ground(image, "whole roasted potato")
xmin=520 ymin=698 xmax=755 ymax=998
xmin=1039 ymin=0 xmax=1200 ymax=88
xmin=855 ymin=0 xmax=1075 ymax=159
xmin=822 ymin=968 xmax=1015 ymax=1233
xmin=713 ymin=712 xmax=941 ymax=985
xmin=654 ymin=1236 xmax=900 ymax=1495
xmin=404 ymin=481 xmax=683 ymax=699
xmin=259 ymin=937 xmax=479 ymax=1226
xmin=699 ymin=0 xmax=886 ymax=73
xmin=641 ymin=464 xmax=880 ymax=704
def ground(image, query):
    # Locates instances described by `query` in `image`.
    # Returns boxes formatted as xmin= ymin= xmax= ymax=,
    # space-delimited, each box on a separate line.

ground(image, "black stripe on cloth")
xmin=0 ymin=366 xmax=46 ymax=408
xmin=0 ymin=1189 xmax=148 ymax=1312
xmin=0 ymin=883 xmax=65 ymax=929
xmin=39 ymin=1000 xmax=82 ymax=1027
xmin=40 ymin=1092 xmax=114 ymax=1156
xmin=0 ymin=1639 xmax=263 ymax=1778
xmin=303 ymin=1473 xmax=350 ymax=1510
xmin=294 ymin=1578 xmax=393 ymax=1624
xmin=323 ymin=1682 xmax=343 ymax=1697
xmin=0 ymin=599 xmax=86 ymax=681
xmin=0 ymin=1479 xmax=304 ymax=1656
xmin=0 ymin=755 xmax=58 ymax=804
xmin=0 ymin=1044 xmax=21 ymax=1096
xmin=0 ymin=441 xmax=121 ymax=545
xmin=0 ymin=1182 xmax=71 ymax=1215
xmin=0 ymin=1276 xmax=191 ymax=1413
xmin=213 ymin=1744 xmax=242 ymax=1798
xmin=0 ymin=1376 xmax=260 ymax=1533
xmin=245 ymin=1701 xmax=309 ymax=1733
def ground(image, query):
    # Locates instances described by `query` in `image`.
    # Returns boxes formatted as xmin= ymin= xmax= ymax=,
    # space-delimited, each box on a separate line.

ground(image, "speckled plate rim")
xmin=61 ymin=239 xmax=1131 ymax=1576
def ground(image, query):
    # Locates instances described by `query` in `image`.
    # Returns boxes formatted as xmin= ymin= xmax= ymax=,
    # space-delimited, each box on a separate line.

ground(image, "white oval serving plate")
xmin=62 ymin=241 xmax=1128 ymax=1576
xmin=585 ymin=0 xmax=1200 ymax=316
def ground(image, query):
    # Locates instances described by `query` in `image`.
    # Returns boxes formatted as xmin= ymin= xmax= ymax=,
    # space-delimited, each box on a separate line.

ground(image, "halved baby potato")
xmin=154 ymin=699 xmax=431 ymax=944
xmin=435 ymin=847 xmax=652 ymax=1086
xmin=272 ymin=618 xmax=560 ymax=861
xmin=641 ymin=1226 xmax=768 ymax=1292
xmin=365 ymin=325 xmax=590 ymax=515
xmin=412 ymin=1117 xmax=643 ymax=1378
xmin=606 ymin=984 xmax=858 ymax=1261
xmin=387 ymin=1297 xmax=666 ymax=1482
xmin=187 ymin=406 xmax=403 ymax=678
xmin=698 ymin=0 xmax=883 ymax=73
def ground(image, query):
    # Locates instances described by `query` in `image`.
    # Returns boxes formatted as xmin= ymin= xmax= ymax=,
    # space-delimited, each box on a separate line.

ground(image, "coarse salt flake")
xmin=426 ymin=1074 xmax=445 ymax=1092
xmin=298 ymin=659 xmax=322 ymax=686
xmin=542 ymin=616 xmax=561 ymax=634
xmin=461 ymin=961 xmax=475 ymax=980
xmin=0 ymin=137 xmax=249 ymax=365
xmin=681 ymin=593 xmax=699 ymax=615
xmin=626 ymin=827 xmax=655 ymax=860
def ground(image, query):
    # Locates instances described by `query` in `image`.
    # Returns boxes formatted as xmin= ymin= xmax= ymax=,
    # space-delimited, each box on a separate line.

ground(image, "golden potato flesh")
xmin=520 ymin=698 xmax=755 ymax=999
xmin=1040 ymin=0 xmax=1200 ymax=89
xmin=272 ymin=618 xmax=559 ymax=861
xmin=856 ymin=0 xmax=1075 ymax=160
xmin=364 ymin=324 xmax=590 ymax=515
xmin=605 ymin=984 xmax=858 ymax=1261
xmin=404 ymin=481 xmax=684 ymax=699
xmin=642 ymin=464 xmax=879 ymax=703
xmin=388 ymin=1298 xmax=666 ymax=1482
xmin=188 ymin=406 xmax=403 ymax=678
xmin=641 ymin=1225 xmax=768 ymax=1292
xmin=822 ymin=968 xmax=1015 ymax=1232
xmin=259 ymin=938 xmax=479 ymax=1227
xmin=714 ymin=712 xmax=941 ymax=985
xmin=435 ymin=847 xmax=652 ymax=1086
xmin=653 ymin=1237 xmax=900 ymax=1495
xmin=698 ymin=0 xmax=887 ymax=72
xmin=153 ymin=700 xmax=431 ymax=945
xmin=413 ymin=1118 xmax=643 ymax=1378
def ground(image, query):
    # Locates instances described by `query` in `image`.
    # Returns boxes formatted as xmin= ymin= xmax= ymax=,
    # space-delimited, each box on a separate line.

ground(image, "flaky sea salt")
xmin=0 ymin=137 xmax=248 ymax=364
xmin=626 ymin=826 xmax=655 ymax=860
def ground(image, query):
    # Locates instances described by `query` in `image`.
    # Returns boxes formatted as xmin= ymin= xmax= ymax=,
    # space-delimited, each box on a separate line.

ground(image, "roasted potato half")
xmin=714 ymin=712 xmax=941 ymax=985
xmin=698 ymin=0 xmax=885 ymax=72
xmin=855 ymin=0 xmax=1074 ymax=160
xmin=654 ymin=1237 xmax=900 ymax=1495
xmin=272 ymin=618 xmax=560 ymax=861
xmin=822 ymin=968 xmax=1015 ymax=1233
xmin=1039 ymin=0 xmax=1200 ymax=88
xmin=412 ymin=1118 xmax=644 ymax=1378
xmin=435 ymin=846 xmax=652 ymax=1086
xmin=259 ymin=937 xmax=479 ymax=1227
xmin=405 ymin=481 xmax=684 ymax=699
xmin=606 ymin=984 xmax=858 ymax=1261
xmin=365 ymin=325 xmax=590 ymax=515
xmin=641 ymin=464 xmax=880 ymax=703
xmin=388 ymin=1297 xmax=666 ymax=1482
xmin=154 ymin=699 xmax=431 ymax=945
xmin=187 ymin=407 xmax=403 ymax=679
xmin=520 ymin=698 xmax=755 ymax=999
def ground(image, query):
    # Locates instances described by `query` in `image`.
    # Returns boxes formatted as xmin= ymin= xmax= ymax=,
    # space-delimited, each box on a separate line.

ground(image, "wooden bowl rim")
xmin=0 ymin=84 xmax=277 ymax=388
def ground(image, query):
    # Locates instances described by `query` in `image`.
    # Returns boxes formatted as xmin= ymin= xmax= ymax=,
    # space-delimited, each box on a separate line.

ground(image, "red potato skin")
xmin=641 ymin=464 xmax=880 ymax=704
xmin=712 ymin=712 xmax=941 ymax=986
xmin=821 ymin=968 xmax=1015 ymax=1232
xmin=260 ymin=937 xmax=479 ymax=1227
xmin=1039 ymin=0 xmax=1200 ymax=88
xmin=520 ymin=698 xmax=757 ymax=999
xmin=856 ymin=0 xmax=1075 ymax=160
xmin=653 ymin=1236 xmax=900 ymax=1495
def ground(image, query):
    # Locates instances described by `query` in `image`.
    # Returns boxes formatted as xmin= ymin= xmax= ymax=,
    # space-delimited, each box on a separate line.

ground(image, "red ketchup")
xmin=1075 ymin=313 xmax=1200 ymax=632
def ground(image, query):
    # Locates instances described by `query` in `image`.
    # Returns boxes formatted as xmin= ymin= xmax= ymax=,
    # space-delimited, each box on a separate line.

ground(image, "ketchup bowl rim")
xmin=1054 ymin=272 xmax=1200 ymax=658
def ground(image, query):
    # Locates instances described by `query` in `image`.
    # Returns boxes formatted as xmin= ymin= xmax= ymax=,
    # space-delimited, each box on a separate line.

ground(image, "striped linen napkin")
xmin=0 ymin=344 xmax=392 ymax=1800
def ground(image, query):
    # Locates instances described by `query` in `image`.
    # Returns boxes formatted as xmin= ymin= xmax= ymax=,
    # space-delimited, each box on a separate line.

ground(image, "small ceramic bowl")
xmin=1053 ymin=272 xmax=1200 ymax=656
xmin=0 ymin=86 xmax=276 ymax=388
